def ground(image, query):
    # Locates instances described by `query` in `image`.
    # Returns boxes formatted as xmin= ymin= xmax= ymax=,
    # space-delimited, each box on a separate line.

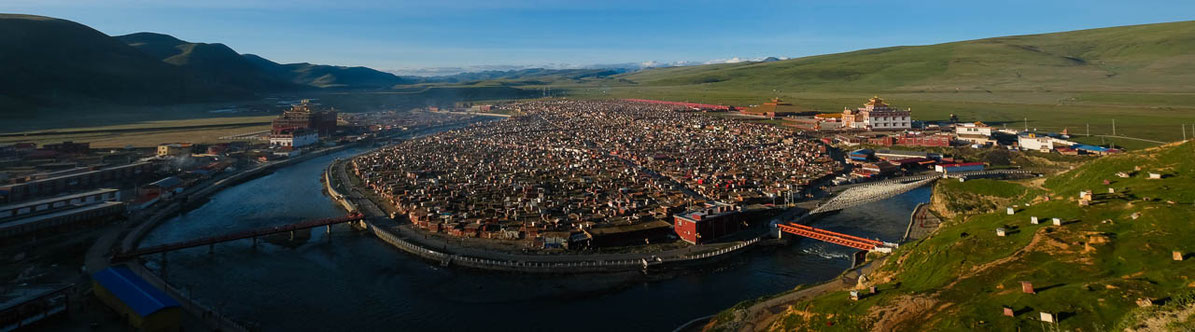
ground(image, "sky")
xmin=3 ymin=0 xmax=1194 ymax=75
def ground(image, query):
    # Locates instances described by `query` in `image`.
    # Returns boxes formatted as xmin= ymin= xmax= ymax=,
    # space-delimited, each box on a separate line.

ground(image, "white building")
xmin=956 ymin=122 xmax=996 ymax=145
xmin=1018 ymin=134 xmax=1077 ymax=152
xmin=842 ymin=96 xmax=911 ymax=130
xmin=956 ymin=122 xmax=993 ymax=136
xmin=269 ymin=129 xmax=318 ymax=148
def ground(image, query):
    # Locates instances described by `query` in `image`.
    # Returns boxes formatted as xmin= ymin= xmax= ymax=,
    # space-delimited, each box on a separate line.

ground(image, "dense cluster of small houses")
xmin=351 ymin=100 xmax=839 ymax=249
xmin=339 ymin=109 xmax=476 ymax=133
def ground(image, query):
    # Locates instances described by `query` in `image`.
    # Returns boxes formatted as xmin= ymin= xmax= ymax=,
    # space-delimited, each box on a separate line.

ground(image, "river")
xmin=139 ymin=145 xmax=932 ymax=332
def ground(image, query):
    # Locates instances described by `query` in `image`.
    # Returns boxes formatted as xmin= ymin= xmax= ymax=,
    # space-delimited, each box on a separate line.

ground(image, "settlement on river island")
xmin=351 ymin=100 xmax=841 ymax=251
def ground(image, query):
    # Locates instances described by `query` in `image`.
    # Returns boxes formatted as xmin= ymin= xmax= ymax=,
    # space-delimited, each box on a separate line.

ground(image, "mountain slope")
xmin=709 ymin=141 xmax=1195 ymax=331
xmin=119 ymin=32 xmax=410 ymax=90
xmin=0 ymin=14 xmax=246 ymax=109
xmin=118 ymin=32 xmax=295 ymax=92
xmin=0 ymin=14 xmax=414 ymax=115
xmin=241 ymin=53 xmax=409 ymax=89
xmin=619 ymin=20 xmax=1195 ymax=93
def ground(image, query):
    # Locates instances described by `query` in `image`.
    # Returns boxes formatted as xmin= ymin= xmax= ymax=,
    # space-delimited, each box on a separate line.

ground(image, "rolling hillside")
xmin=620 ymin=20 xmax=1195 ymax=93
xmin=118 ymin=32 xmax=295 ymax=92
xmin=117 ymin=32 xmax=409 ymax=90
xmin=240 ymin=54 xmax=410 ymax=89
xmin=0 ymin=14 xmax=245 ymax=110
xmin=0 ymin=14 xmax=412 ymax=118
xmin=708 ymin=141 xmax=1195 ymax=331
xmin=543 ymin=20 xmax=1195 ymax=143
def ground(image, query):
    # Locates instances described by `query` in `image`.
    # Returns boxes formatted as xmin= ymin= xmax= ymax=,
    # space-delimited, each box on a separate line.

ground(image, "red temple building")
xmin=272 ymin=99 xmax=338 ymax=136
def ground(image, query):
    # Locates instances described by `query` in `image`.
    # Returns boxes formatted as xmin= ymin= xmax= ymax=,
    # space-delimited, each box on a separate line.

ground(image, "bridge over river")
xmin=112 ymin=213 xmax=366 ymax=261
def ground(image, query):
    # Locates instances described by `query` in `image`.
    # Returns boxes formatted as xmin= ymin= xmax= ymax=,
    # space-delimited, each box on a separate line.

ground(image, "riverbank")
xmin=97 ymin=114 xmax=926 ymax=331
xmin=81 ymin=143 xmax=362 ymax=331
xmin=116 ymin=160 xmax=927 ymax=331
xmin=689 ymin=188 xmax=942 ymax=332
xmin=79 ymin=121 xmax=486 ymax=331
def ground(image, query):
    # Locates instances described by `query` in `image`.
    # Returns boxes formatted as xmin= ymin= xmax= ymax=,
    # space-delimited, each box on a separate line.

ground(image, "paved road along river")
xmin=138 ymin=142 xmax=931 ymax=331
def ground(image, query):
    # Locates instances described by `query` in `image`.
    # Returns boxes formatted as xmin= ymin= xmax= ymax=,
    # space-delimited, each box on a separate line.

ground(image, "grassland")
xmin=712 ymin=141 xmax=1195 ymax=331
xmin=509 ymin=21 xmax=1195 ymax=146
xmin=558 ymin=86 xmax=1195 ymax=146
xmin=0 ymin=116 xmax=272 ymax=148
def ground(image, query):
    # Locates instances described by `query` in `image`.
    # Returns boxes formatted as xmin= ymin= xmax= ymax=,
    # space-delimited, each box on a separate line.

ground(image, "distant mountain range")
xmin=0 ymin=14 xmax=410 ymax=111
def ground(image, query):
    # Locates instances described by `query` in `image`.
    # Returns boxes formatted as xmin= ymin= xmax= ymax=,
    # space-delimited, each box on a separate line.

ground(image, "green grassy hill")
xmin=0 ymin=14 xmax=248 ymax=111
xmin=241 ymin=54 xmax=411 ymax=89
xmin=118 ymin=32 xmax=410 ymax=90
xmin=623 ymin=21 xmax=1195 ymax=93
xmin=540 ymin=21 xmax=1195 ymax=143
xmin=0 ymin=14 xmax=414 ymax=121
xmin=713 ymin=141 xmax=1195 ymax=331
xmin=118 ymin=32 xmax=296 ymax=92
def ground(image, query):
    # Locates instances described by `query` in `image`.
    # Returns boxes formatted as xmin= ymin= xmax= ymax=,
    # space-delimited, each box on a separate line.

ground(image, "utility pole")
xmin=1184 ymin=124 xmax=1188 ymax=141
xmin=1023 ymin=117 xmax=1028 ymax=132
xmin=1086 ymin=123 xmax=1090 ymax=137
xmin=1112 ymin=119 xmax=1117 ymax=136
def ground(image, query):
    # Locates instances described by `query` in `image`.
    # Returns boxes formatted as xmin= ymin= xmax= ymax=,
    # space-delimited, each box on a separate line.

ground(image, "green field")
xmin=716 ymin=141 xmax=1195 ymax=331
xmin=0 ymin=116 xmax=273 ymax=148
xmin=503 ymin=21 xmax=1195 ymax=145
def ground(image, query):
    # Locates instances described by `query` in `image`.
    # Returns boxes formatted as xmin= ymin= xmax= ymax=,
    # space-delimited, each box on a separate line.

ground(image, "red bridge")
xmin=777 ymin=223 xmax=885 ymax=250
xmin=113 ymin=213 xmax=366 ymax=261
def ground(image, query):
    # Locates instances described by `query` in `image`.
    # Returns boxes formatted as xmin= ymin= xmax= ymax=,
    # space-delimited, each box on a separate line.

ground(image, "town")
xmin=3 ymin=6 xmax=1193 ymax=331
xmin=0 ymin=100 xmax=481 ymax=238
xmin=346 ymin=96 xmax=1117 ymax=253
xmin=0 ymin=95 xmax=1172 ymax=331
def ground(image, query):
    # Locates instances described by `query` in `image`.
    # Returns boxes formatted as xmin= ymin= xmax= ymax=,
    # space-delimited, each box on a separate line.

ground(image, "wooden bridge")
xmin=112 ymin=213 xmax=366 ymax=261
xmin=776 ymin=223 xmax=886 ymax=250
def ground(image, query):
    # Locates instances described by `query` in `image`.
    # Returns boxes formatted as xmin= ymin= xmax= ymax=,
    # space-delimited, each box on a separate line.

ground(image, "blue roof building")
xmin=1072 ymin=144 xmax=1111 ymax=153
xmin=91 ymin=266 xmax=182 ymax=331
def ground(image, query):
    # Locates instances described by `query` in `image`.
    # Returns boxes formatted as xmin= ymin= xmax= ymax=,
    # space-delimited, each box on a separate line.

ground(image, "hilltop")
xmin=0 ymin=14 xmax=244 ymax=110
xmin=239 ymin=54 xmax=410 ymax=89
xmin=620 ymin=20 xmax=1195 ymax=93
xmin=707 ymin=141 xmax=1195 ymax=331
xmin=0 ymin=14 xmax=409 ymax=117
xmin=115 ymin=32 xmax=412 ymax=90
xmin=117 ymin=32 xmax=296 ymax=92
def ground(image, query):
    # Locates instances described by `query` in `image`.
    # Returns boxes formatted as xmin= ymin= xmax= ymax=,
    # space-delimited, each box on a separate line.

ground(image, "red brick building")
xmin=866 ymin=132 xmax=952 ymax=147
xmin=673 ymin=202 xmax=745 ymax=244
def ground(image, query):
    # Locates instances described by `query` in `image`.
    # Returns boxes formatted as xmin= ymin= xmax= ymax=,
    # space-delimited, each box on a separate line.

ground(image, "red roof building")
xmin=673 ymin=203 xmax=745 ymax=244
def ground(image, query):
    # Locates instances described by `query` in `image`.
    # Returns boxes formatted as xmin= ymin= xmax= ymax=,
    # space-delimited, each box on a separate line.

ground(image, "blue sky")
xmin=4 ymin=0 xmax=1194 ymax=74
